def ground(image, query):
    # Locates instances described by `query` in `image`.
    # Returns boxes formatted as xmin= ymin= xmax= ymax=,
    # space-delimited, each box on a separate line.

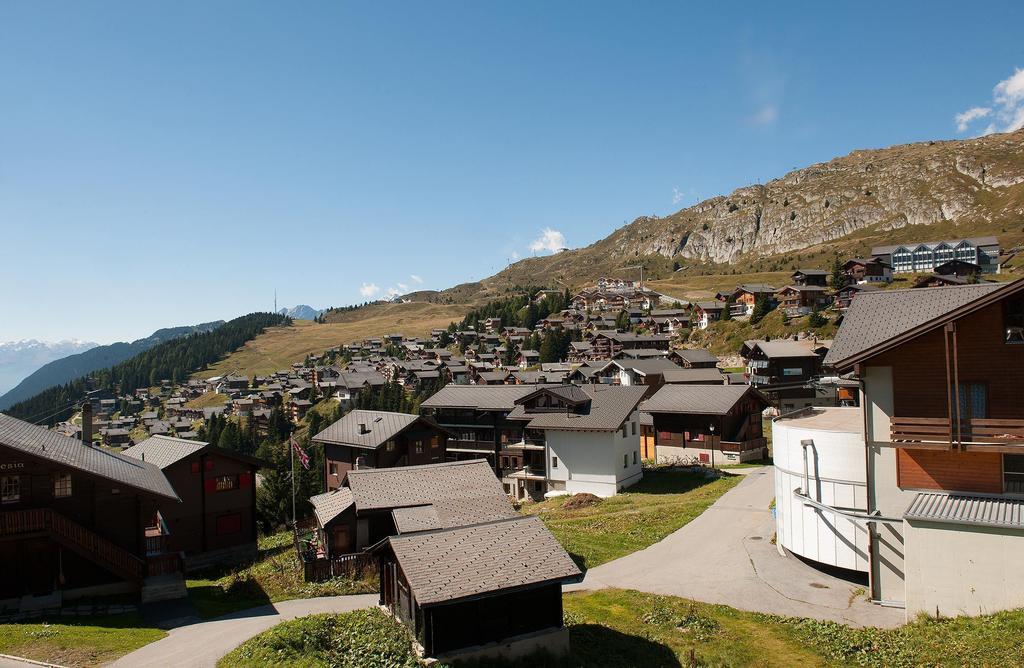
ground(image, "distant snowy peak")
xmin=0 ymin=339 xmax=100 ymax=397
xmin=278 ymin=305 xmax=323 ymax=320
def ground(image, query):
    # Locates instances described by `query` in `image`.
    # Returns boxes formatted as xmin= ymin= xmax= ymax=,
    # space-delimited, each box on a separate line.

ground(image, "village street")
xmin=569 ymin=467 xmax=904 ymax=628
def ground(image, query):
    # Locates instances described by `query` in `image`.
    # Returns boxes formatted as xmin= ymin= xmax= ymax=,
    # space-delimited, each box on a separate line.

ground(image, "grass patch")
xmin=219 ymin=608 xmax=420 ymax=668
xmin=0 ymin=614 xmax=165 ymax=667
xmin=183 ymin=392 xmax=229 ymax=409
xmin=521 ymin=469 xmax=741 ymax=569
xmin=186 ymin=530 xmax=377 ymax=618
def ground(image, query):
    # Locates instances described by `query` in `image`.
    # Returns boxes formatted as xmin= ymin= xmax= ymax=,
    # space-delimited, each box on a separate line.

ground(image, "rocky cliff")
xmin=476 ymin=129 xmax=1024 ymax=292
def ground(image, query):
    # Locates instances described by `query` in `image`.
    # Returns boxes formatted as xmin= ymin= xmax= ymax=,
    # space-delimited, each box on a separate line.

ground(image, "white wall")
xmin=772 ymin=410 xmax=870 ymax=573
xmin=904 ymin=521 xmax=1024 ymax=617
xmin=545 ymin=411 xmax=642 ymax=497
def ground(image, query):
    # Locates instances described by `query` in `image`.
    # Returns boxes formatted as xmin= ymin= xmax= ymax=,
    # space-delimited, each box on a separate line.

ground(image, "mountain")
xmin=475 ymin=129 xmax=1024 ymax=292
xmin=0 ymin=340 xmax=99 ymax=397
xmin=0 ymin=322 xmax=224 ymax=410
xmin=278 ymin=305 xmax=323 ymax=320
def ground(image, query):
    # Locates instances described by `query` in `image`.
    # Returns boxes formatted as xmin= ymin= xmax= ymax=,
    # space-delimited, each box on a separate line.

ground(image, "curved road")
xmin=569 ymin=466 xmax=903 ymax=627
xmin=110 ymin=594 xmax=378 ymax=668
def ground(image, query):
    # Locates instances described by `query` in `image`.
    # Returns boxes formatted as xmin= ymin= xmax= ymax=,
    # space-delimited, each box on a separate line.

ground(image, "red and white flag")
xmin=290 ymin=436 xmax=311 ymax=470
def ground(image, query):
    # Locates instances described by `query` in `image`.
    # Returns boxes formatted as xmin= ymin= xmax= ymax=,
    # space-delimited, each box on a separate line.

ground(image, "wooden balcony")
xmin=890 ymin=417 xmax=1024 ymax=452
xmin=720 ymin=437 xmax=769 ymax=454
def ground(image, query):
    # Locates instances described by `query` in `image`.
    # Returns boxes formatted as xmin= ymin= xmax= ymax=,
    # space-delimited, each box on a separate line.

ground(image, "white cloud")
xmin=396 ymin=282 xmax=409 ymax=292
xmin=409 ymin=274 xmax=423 ymax=285
xmin=955 ymin=106 xmax=991 ymax=132
xmin=385 ymin=287 xmax=400 ymax=298
xmin=359 ymin=282 xmax=380 ymax=298
xmin=749 ymin=104 xmax=778 ymax=127
xmin=528 ymin=228 xmax=567 ymax=254
xmin=672 ymin=187 xmax=685 ymax=205
xmin=956 ymin=67 xmax=1024 ymax=134
xmin=511 ymin=250 xmax=520 ymax=260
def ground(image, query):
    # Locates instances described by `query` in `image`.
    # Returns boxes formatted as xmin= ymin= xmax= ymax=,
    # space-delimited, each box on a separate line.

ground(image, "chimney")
xmin=358 ymin=423 xmax=368 ymax=435
xmin=81 ymin=401 xmax=93 ymax=446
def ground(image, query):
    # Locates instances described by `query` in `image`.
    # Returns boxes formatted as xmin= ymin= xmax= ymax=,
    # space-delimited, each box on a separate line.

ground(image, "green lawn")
xmin=0 ymin=614 xmax=165 ymax=667
xmin=521 ymin=469 xmax=742 ymax=569
xmin=221 ymin=588 xmax=1024 ymax=667
xmin=186 ymin=530 xmax=377 ymax=618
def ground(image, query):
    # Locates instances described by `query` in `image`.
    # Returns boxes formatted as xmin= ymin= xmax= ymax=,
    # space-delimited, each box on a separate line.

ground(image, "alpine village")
xmin=6 ymin=17 xmax=1024 ymax=667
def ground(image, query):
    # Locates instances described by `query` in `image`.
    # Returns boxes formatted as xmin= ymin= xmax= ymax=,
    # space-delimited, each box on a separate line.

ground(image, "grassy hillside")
xmin=197 ymin=302 xmax=468 ymax=378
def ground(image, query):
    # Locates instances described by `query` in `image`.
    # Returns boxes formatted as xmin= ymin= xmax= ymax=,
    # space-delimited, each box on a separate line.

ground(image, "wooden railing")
xmin=891 ymin=417 xmax=1024 ymax=451
xmin=147 ymin=552 xmax=182 ymax=577
xmin=720 ymin=437 xmax=769 ymax=453
xmin=0 ymin=508 xmax=146 ymax=581
xmin=302 ymin=552 xmax=376 ymax=583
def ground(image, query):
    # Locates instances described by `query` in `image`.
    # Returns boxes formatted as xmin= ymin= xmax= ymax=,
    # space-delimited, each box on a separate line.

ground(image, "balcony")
xmin=720 ymin=437 xmax=769 ymax=454
xmin=502 ymin=465 xmax=547 ymax=482
xmin=890 ymin=417 xmax=1024 ymax=452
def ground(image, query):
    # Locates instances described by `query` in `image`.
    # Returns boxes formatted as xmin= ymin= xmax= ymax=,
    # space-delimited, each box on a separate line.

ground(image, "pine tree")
xmin=830 ymin=257 xmax=846 ymax=291
xmin=751 ymin=294 xmax=772 ymax=325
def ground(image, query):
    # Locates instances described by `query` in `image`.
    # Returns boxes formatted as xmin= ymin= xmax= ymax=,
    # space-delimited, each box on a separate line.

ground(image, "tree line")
xmin=5 ymin=312 xmax=290 ymax=425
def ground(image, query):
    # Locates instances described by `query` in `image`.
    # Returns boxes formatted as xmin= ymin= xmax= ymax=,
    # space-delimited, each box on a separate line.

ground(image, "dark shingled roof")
xmin=672 ymin=348 xmax=718 ymax=364
xmin=312 ymin=410 xmax=443 ymax=449
xmin=309 ymin=487 xmax=354 ymax=527
xmin=661 ymin=367 xmax=726 ymax=384
xmin=384 ymin=516 xmax=581 ymax=606
xmin=421 ymin=385 xmax=556 ymax=411
xmin=0 ymin=412 xmax=178 ymax=501
xmin=122 ymin=435 xmax=207 ymax=469
xmin=824 ymin=283 xmax=1004 ymax=369
xmin=644 ymin=384 xmax=767 ymax=415
xmin=509 ymin=385 xmax=647 ymax=432
xmin=346 ymin=459 xmax=516 ymax=518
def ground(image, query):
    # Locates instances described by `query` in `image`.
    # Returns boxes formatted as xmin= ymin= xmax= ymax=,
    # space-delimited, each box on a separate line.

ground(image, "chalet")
xmin=730 ymin=284 xmax=777 ymax=316
xmin=122 ymin=436 xmax=263 ymax=571
xmin=305 ymin=460 xmax=580 ymax=661
xmin=0 ymin=413 xmax=183 ymax=607
xmin=912 ymin=273 xmax=971 ymax=289
xmin=307 ymin=460 xmax=515 ymax=557
xmin=871 ymin=236 xmax=1000 ymax=274
xmin=312 ymin=410 xmax=451 ymax=491
xmin=643 ymin=384 xmax=770 ymax=464
xmin=100 ymin=428 xmax=131 ymax=447
xmin=693 ymin=301 xmax=725 ymax=330
xmin=473 ymin=370 xmax=512 ymax=385
xmin=288 ymin=398 xmax=312 ymax=422
xmin=668 ymin=348 xmax=719 ymax=369
xmin=833 ymin=282 xmax=881 ymax=310
xmin=776 ymin=285 xmax=831 ymax=316
xmin=589 ymin=332 xmax=670 ymax=358
xmin=568 ymin=341 xmax=593 ymax=361
xmin=934 ymin=259 xmax=982 ymax=278
xmin=517 ymin=349 xmax=540 ymax=368
xmin=818 ymin=280 xmax=1024 ymax=617
xmin=791 ymin=269 xmax=829 ymax=287
xmin=660 ymin=367 xmax=726 ymax=385
xmin=842 ymin=257 xmax=893 ymax=284
xmin=504 ymin=384 xmax=647 ymax=499
xmin=375 ymin=516 xmax=580 ymax=661
xmin=742 ymin=339 xmax=828 ymax=411
xmin=591 ymin=358 xmax=682 ymax=394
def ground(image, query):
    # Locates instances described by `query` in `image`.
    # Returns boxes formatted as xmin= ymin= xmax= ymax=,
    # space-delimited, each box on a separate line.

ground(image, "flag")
xmin=291 ymin=436 xmax=311 ymax=470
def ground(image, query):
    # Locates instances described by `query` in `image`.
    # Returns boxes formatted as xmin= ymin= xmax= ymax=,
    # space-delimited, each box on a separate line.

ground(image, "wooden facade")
xmin=321 ymin=424 xmax=449 ymax=492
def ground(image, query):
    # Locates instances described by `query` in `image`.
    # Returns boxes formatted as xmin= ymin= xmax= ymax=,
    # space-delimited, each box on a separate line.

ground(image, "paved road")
xmin=109 ymin=594 xmax=378 ymax=668
xmin=569 ymin=466 xmax=904 ymax=628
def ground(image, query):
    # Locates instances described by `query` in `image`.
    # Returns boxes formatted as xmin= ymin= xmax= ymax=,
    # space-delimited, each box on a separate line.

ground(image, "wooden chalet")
xmin=842 ymin=257 xmax=892 ymax=284
xmin=121 ymin=436 xmax=264 ymax=571
xmin=312 ymin=410 xmax=451 ymax=492
xmin=776 ymin=285 xmax=831 ymax=316
xmin=643 ymin=384 xmax=770 ymax=464
xmin=0 ymin=413 xmax=182 ymax=607
xmin=791 ymin=269 xmax=829 ymax=287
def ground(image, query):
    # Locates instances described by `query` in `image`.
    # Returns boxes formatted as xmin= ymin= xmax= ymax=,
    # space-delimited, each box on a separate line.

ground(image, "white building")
xmin=508 ymin=385 xmax=646 ymax=497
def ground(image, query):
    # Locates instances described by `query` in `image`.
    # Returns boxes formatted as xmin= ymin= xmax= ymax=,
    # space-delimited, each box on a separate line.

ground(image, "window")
xmin=502 ymin=456 xmax=509 ymax=468
xmin=551 ymin=456 xmax=558 ymax=469
xmin=620 ymin=424 xmax=627 ymax=438
xmin=633 ymin=451 xmax=638 ymax=465
xmin=1004 ymin=295 xmax=1024 ymax=343
xmin=631 ymin=422 xmax=637 ymax=436
xmin=957 ymin=383 xmax=987 ymax=420
xmin=386 ymin=441 xmax=396 ymax=451
xmin=216 ymin=513 xmax=242 ymax=535
xmin=430 ymin=436 xmax=439 ymax=449
xmin=623 ymin=453 xmax=628 ymax=468
xmin=1 ymin=476 xmax=20 ymax=504
xmin=215 ymin=475 xmax=237 ymax=492
xmin=414 ymin=441 xmax=423 ymax=454
xmin=53 ymin=472 xmax=72 ymax=498
xmin=1005 ymin=455 xmax=1024 ymax=494
xmin=329 ymin=462 xmax=339 ymax=478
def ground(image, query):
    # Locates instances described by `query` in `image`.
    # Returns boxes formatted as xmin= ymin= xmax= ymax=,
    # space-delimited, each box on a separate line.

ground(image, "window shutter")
xmin=204 ymin=478 xmax=217 ymax=493
xmin=239 ymin=472 xmax=252 ymax=488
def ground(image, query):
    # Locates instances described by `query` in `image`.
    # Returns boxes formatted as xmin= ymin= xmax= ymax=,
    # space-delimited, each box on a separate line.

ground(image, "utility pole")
xmin=274 ymin=288 xmax=277 ymax=314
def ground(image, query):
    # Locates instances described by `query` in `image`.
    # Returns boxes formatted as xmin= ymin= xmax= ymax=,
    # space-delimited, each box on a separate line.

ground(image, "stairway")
xmin=1 ymin=508 xmax=146 ymax=582
xmin=141 ymin=573 xmax=188 ymax=603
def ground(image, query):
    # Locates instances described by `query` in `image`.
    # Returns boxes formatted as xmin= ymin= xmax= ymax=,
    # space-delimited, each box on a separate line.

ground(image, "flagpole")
xmin=290 ymin=431 xmax=296 ymax=527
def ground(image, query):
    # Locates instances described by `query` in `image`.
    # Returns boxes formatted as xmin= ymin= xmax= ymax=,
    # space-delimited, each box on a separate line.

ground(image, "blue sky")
xmin=2 ymin=2 xmax=1023 ymax=343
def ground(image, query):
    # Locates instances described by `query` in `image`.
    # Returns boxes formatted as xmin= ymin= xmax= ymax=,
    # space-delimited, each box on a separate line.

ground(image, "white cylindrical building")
xmin=772 ymin=407 xmax=869 ymax=573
